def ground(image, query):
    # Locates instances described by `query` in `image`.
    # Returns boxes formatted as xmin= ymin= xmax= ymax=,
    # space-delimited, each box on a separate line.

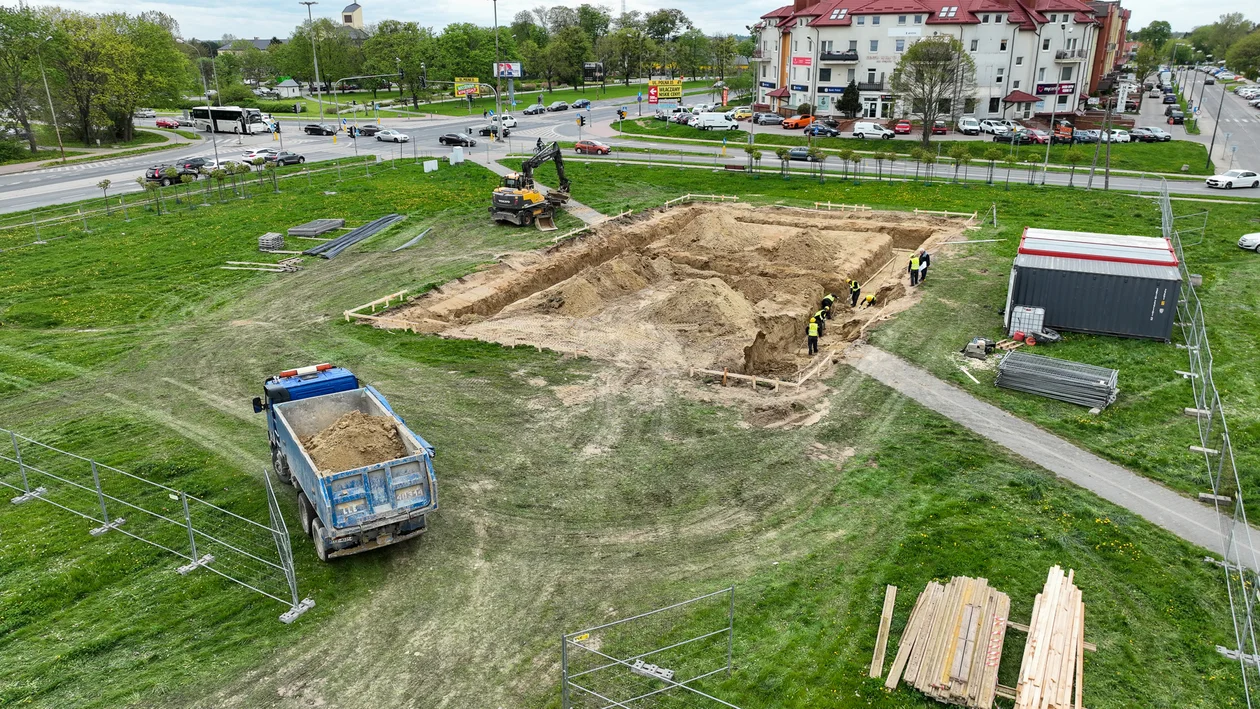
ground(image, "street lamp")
xmin=1040 ymin=23 xmax=1071 ymax=185
xmin=492 ymin=0 xmax=504 ymax=141
xmin=33 ymin=36 xmax=65 ymax=161
xmin=300 ymin=1 xmax=326 ymax=121
xmin=181 ymin=40 xmax=222 ymax=107
xmin=178 ymin=39 xmax=221 ymax=169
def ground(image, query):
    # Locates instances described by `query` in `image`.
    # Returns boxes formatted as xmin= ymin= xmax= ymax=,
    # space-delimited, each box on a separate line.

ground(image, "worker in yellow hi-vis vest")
xmin=806 ymin=317 xmax=819 ymax=355
xmin=909 ymin=252 xmax=921 ymax=286
xmin=848 ymin=279 xmax=861 ymax=307
xmin=862 ymin=294 xmax=877 ymax=308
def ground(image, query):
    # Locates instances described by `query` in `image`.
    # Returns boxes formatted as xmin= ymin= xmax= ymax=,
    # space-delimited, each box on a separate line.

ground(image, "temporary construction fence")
xmin=1159 ymin=178 xmax=1260 ymax=706
xmin=0 ymin=427 xmax=313 ymax=623
xmin=994 ymin=352 xmax=1119 ymax=409
xmin=662 ymin=193 xmax=739 ymax=210
xmin=561 ymin=587 xmax=741 ymax=709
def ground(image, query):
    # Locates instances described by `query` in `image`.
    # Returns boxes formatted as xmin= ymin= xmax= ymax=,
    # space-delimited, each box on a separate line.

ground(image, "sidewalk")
xmin=0 ymin=129 xmax=195 ymax=176
xmin=845 ymin=344 xmax=1260 ymax=571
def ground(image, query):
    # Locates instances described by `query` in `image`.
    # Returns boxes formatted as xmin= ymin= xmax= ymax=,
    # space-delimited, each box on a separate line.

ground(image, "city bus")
xmin=190 ymin=106 xmax=274 ymax=134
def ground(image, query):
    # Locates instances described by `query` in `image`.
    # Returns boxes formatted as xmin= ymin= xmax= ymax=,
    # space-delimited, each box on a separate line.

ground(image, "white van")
xmin=694 ymin=112 xmax=739 ymax=130
xmin=957 ymin=116 xmax=981 ymax=135
xmin=852 ymin=121 xmax=894 ymax=139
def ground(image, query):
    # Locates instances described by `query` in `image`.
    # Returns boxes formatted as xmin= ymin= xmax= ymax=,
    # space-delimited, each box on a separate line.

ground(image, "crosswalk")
xmin=511 ymin=127 xmax=569 ymax=142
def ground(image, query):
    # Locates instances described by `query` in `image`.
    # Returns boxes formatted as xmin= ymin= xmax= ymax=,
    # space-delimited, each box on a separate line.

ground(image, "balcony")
xmin=751 ymin=49 xmax=768 ymax=60
xmin=1055 ymin=49 xmax=1088 ymax=62
xmin=819 ymin=50 xmax=860 ymax=63
xmin=857 ymin=79 xmax=884 ymax=91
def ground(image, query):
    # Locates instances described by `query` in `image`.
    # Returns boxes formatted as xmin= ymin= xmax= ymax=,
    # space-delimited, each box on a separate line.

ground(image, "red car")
xmin=931 ymin=120 xmax=948 ymax=135
xmin=155 ymin=117 xmax=180 ymax=128
xmin=1027 ymin=130 xmax=1050 ymax=144
xmin=574 ymin=140 xmax=610 ymax=155
xmin=894 ymin=120 xmax=913 ymax=134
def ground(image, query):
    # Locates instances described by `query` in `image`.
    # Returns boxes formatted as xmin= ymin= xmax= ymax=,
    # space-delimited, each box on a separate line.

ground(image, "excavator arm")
xmin=522 ymin=142 xmax=571 ymax=197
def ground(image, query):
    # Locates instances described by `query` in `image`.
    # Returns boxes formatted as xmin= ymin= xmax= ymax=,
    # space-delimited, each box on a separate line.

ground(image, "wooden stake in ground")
xmin=870 ymin=585 xmax=898 ymax=678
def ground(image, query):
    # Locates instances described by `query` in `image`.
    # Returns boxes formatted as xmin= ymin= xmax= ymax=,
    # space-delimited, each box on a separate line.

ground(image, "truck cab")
xmin=254 ymin=364 xmax=438 ymax=560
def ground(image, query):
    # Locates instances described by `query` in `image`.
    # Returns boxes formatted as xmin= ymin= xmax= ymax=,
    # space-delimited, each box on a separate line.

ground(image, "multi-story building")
xmin=1086 ymin=0 xmax=1131 ymax=94
xmin=750 ymin=0 xmax=1118 ymax=122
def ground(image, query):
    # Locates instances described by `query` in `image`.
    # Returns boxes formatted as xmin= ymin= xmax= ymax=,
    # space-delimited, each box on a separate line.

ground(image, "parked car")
xmin=574 ymin=139 xmax=610 ymax=155
xmin=438 ymin=133 xmax=476 ymax=147
xmin=303 ymin=123 xmax=337 ymax=136
xmin=144 ymin=164 xmax=200 ymax=186
xmin=265 ymin=151 xmax=305 ymax=166
xmin=804 ymin=123 xmax=840 ymax=137
xmin=178 ymin=157 xmax=211 ymax=171
xmin=753 ymin=112 xmax=783 ymax=125
xmin=979 ymin=119 xmax=1009 ymax=134
xmin=893 ymin=120 xmax=913 ymax=134
xmin=377 ymin=129 xmax=410 ymax=142
xmin=546 ymin=101 xmax=569 ymax=112
xmin=1205 ymin=169 xmax=1260 ymax=189
xmin=523 ymin=104 xmax=546 ymax=116
xmin=671 ymin=112 xmax=693 ymax=125
xmin=695 ymin=112 xmax=739 ymax=130
xmin=996 ymin=119 xmax=1023 ymax=132
xmin=155 ymin=117 xmax=180 ymax=128
xmin=356 ymin=125 xmax=383 ymax=136
xmin=1162 ymin=93 xmax=1178 ymax=104
xmin=993 ymin=129 xmax=1035 ymax=144
xmin=1148 ymin=88 xmax=1163 ymax=98
xmin=1168 ymin=110 xmax=1186 ymax=124
xmin=476 ymin=124 xmax=509 ymax=137
xmin=787 ymin=147 xmax=820 ymax=161
xmin=242 ymin=148 xmax=279 ymax=160
xmin=134 ymin=108 xmax=156 ymax=118
xmin=852 ymin=121 xmax=894 ymax=139
xmin=957 ymin=116 xmax=981 ymax=135
xmin=1101 ymin=129 xmax=1130 ymax=143
xmin=730 ymin=108 xmax=753 ymax=121
xmin=1026 ymin=129 xmax=1049 ymax=144
xmin=781 ymin=114 xmax=814 ymax=129
xmin=1073 ymin=129 xmax=1100 ymax=143
xmin=1236 ymin=232 xmax=1260 ymax=251
xmin=1143 ymin=126 xmax=1172 ymax=141
xmin=499 ymin=115 xmax=518 ymax=128
xmin=931 ymin=120 xmax=949 ymax=135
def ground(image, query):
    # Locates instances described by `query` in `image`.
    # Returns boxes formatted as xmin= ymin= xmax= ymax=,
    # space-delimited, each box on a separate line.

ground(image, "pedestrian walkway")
xmin=0 ymin=128 xmax=196 ymax=176
xmin=483 ymin=159 xmax=605 ymax=226
xmin=845 ymin=344 xmax=1260 ymax=571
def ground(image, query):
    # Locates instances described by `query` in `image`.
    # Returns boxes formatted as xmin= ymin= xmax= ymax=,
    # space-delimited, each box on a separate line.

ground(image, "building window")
xmin=344 ymin=14 xmax=352 ymax=23
xmin=807 ymin=38 xmax=812 ymax=51
xmin=994 ymin=14 xmax=1002 ymax=23
xmin=793 ymin=41 xmax=798 ymax=51
xmin=821 ymin=40 xmax=832 ymax=52
xmin=829 ymin=8 xmax=848 ymax=20
xmin=896 ymin=39 xmax=905 ymax=52
xmin=1000 ymin=39 xmax=1008 ymax=51
xmin=871 ymin=40 xmax=879 ymax=51
xmin=1057 ymin=94 xmax=1068 ymax=106
xmin=1042 ymin=38 xmax=1050 ymax=50
xmin=914 ymin=14 xmax=922 ymax=23
xmin=898 ymin=15 xmax=906 ymax=24
xmin=982 ymin=14 xmax=990 ymax=23
xmin=1038 ymin=67 xmax=1046 ymax=81
xmin=970 ymin=39 xmax=978 ymax=51
xmin=996 ymin=67 xmax=1004 ymax=84
xmin=847 ymin=68 xmax=856 ymax=81
xmin=1013 ymin=80 xmax=1021 ymax=89
xmin=762 ymin=65 xmax=766 ymax=78
xmin=1015 ymin=56 xmax=1023 ymax=65
xmin=1048 ymin=13 xmax=1056 ymax=22
xmin=857 ymin=16 xmax=865 ymax=25
xmin=806 ymin=68 xmax=811 ymax=80
xmin=988 ymin=97 xmax=1000 ymax=113
xmin=1060 ymin=66 xmax=1073 ymax=81
xmin=872 ymin=16 xmax=880 ymax=25
xmin=849 ymin=40 xmax=858 ymax=51
xmin=819 ymin=68 xmax=831 ymax=82
xmin=964 ymin=98 xmax=977 ymax=113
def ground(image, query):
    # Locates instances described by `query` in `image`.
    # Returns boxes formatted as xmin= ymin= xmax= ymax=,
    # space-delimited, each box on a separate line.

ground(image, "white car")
xmin=1206 ymin=169 xmax=1260 ymax=189
xmin=979 ymin=119 xmax=1009 ymax=134
xmin=134 ymin=108 xmax=156 ymax=118
xmin=997 ymin=119 xmax=1023 ymax=131
xmin=242 ymin=148 xmax=278 ymax=160
xmin=852 ymin=122 xmax=894 ymax=139
xmin=375 ymin=129 xmax=409 ymax=143
xmin=1101 ymin=129 xmax=1130 ymax=143
xmin=201 ymin=159 xmax=241 ymax=171
xmin=499 ymin=115 xmax=518 ymax=128
xmin=1237 ymin=233 xmax=1260 ymax=251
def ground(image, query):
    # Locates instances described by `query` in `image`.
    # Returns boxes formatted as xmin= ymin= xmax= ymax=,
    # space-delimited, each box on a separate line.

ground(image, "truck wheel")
xmin=297 ymin=491 xmax=314 ymax=536
xmin=311 ymin=519 xmax=330 ymax=562
xmin=271 ymin=447 xmax=292 ymax=484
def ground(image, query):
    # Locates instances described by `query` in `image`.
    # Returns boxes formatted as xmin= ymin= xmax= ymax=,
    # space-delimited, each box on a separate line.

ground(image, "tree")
xmin=47 ymin=10 xmax=114 ymax=145
xmin=363 ymin=20 xmax=436 ymax=109
xmin=1134 ymin=21 xmax=1172 ymax=51
xmin=547 ymin=26 xmax=591 ymax=87
xmin=673 ymin=29 xmax=710 ymax=78
xmin=232 ymin=43 xmax=277 ymax=86
xmin=1225 ymin=31 xmax=1260 ymax=79
xmin=983 ymin=146 xmax=1004 ymax=183
xmin=837 ymin=80 xmax=861 ymax=118
xmin=0 ymin=6 xmax=45 ymax=152
xmin=1064 ymin=148 xmax=1085 ymax=187
xmin=774 ymin=146 xmax=790 ymax=177
xmin=511 ymin=11 xmax=546 ymax=47
xmin=711 ymin=35 xmax=737 ymax=81
xmin=521 ymin=39 xmax=555 ymax=90
xmin=545 ymin=6 xmax=579 ymax=34
xmin=797 ymin=102 xmax=812 ymax=116
xmin=890 ymin=36 xmax=976 ymax=148
xmin=644 ymin=9 xmax=691 ymax=44
xmin=1209 ymin=13 xmax=1255 ymax=59
xmin=97 ymin=179 xmax=112 ymax=214
xmin=435 ymin=23 xmax=517 ymax=86
xmin=576 ymin=5 xmax=611 ymax=47
xmin=1133 ymin=44 xmax=1161 ymax=87
xmin=948 ymin=143 xmax=969 ymax=182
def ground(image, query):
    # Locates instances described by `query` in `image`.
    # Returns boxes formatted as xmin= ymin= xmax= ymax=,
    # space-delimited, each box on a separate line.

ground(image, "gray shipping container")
xmin=1005 ymin=254 xmax=1181 ymax=341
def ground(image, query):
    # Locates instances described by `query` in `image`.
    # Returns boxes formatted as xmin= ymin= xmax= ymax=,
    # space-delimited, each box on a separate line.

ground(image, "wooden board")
xmin=870 ymin=585 xmax=899 ymax=678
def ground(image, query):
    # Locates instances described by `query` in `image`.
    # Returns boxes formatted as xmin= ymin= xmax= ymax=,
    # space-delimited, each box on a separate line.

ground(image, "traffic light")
xmin=578 ymin=115 xmax=588 ymax=127
xmin=293 ymin=103 xmax=300 ymax=113
xmin=617 ymin=109 xmax=626 ymax=120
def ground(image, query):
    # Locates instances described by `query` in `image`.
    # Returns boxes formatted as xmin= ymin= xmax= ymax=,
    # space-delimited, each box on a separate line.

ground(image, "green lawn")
xmin=0 ymin=158 xmax=1250 ymax=708
xmin=0 ymin=146 xmax=87 ymax=166
xmin=615 ymin=118 xmax=1216 ymax=175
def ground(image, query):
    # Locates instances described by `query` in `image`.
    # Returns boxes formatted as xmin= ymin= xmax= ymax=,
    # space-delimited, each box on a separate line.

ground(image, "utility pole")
xmin=493 ymin=0 xmax=504 ymax=141
xmin=1041 ymin=24 xmax=1070 ymax=186
xmin=34 ymin=37 xmax=65 ymax=161
xmin=1204 ymin=77 xmax=1228 ymax=171
xmin=300 ymin=1 xmax=325 ymax=121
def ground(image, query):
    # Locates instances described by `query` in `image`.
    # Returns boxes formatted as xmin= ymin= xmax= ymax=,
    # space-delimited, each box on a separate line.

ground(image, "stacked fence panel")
xmin=995 ymin=352 xmax=1118 ymax=408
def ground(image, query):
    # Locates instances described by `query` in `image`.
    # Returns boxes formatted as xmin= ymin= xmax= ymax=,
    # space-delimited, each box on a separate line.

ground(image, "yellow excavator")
xmin=489 ymin=141 xmax=571 ymax=231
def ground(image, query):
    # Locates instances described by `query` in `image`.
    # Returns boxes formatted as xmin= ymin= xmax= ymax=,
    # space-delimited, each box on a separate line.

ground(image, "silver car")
xmin=376 ymin=129 xmax=409 ymax=143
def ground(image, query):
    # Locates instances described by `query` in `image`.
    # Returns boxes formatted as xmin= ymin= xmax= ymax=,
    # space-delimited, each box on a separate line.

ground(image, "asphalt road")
xmin=1193 ymin=79 xmax=1260 ymax=173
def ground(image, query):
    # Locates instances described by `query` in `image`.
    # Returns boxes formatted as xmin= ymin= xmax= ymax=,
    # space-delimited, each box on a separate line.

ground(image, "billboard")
xmin=495 ymin=62 xmax=522 ymax=78
xmin=648 ymin=79 xmax=682 ymax=102
xmin=584 ymin=62 xmax=605 ymax=82
xmin=454 ymin=77 xmax=479 ymax=97
xmin=791 ymin=56 xmax=812 ymax=66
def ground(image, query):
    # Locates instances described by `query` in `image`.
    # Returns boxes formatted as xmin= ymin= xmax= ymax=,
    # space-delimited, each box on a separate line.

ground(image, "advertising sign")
xmin=647 ymin=85 xmax=659 ymax=104
xmin=1036 ymin=82 xmax=1077 ymax=95
xmin=454 ymin=77 xmax=479 ymax=97
xmin=759 ymin=81 xmax=776 ymax=88
xmin=649 ymin=79 xmax=683 ymax=101
xmin=494 ymin=62 xmax=522 ymax=78
xmin=791 ymin=56 xmax=812 ymax=66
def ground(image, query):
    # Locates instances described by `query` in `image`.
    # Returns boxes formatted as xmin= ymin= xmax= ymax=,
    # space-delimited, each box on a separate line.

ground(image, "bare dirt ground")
xmin=379 ymin=204 xmax=965 ymax=379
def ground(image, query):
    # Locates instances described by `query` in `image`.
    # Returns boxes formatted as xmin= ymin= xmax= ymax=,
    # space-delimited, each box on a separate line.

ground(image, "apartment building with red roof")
xmin=750 ymin=0 xmax=1122 ymax=123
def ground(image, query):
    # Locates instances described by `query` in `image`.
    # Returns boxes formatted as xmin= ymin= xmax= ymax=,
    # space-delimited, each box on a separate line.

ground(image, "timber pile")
xmin=884 ymin=577 xmax=1011 ymax=709
xmin=1013 ymin=566 xmax=1085 ymax=709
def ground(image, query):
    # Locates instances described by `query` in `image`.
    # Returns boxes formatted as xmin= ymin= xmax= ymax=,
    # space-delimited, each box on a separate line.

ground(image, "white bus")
xmin=190 ymin=106 xmax=273 ymax=134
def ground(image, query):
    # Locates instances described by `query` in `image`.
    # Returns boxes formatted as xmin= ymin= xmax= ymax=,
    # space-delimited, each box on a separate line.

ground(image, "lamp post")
xmin=33 ymin=36 xmax=65 ymax=162
xmin=492 ymin=0 xmax=504 ymax=141
xmin=1205 ymin=81 xmax=1228 ymax=171
xmin=300 ymin=1 xmax=326 ymax=121
xmin=1040 ymin=23 xmax=1070 ymax=185
xmin=178 ymin=39 xmax=221 ymax=169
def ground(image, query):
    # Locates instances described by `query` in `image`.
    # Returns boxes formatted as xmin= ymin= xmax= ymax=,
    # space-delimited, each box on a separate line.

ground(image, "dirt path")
xmin=845 ymin=344 xmax=1260 ymax=572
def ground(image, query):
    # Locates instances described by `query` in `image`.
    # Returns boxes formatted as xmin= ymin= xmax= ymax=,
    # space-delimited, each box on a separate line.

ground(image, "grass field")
xmin=0 ymin=157 xmax=1251 ymax=708
xmin=615 ymin=118 xmax=1216 ymax=175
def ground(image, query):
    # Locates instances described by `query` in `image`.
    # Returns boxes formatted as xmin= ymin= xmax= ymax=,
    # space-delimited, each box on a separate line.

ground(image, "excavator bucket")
xmin=535 ymin=213 xmax=557 ymax=232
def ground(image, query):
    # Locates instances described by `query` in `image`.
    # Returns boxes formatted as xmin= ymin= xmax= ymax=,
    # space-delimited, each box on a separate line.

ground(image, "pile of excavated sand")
xmin=301 ymin=410 xmax=408 ymax=473
xmin=380 ymin=203 xmax=963 ymax=376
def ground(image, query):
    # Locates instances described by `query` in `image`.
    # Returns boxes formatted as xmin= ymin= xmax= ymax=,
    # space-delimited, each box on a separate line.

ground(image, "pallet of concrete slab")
xmin=1011 ymin=566 xmax=1085 ymax=709
xmin=883 ymin=576 xmax=1012 ymax=708
xmin=288 ymin=218 xmax=345 ymax=237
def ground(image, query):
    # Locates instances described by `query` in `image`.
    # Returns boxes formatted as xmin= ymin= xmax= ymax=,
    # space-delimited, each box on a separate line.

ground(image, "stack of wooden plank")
xmin=1012 ymin=566 xmax=1085 ymax=709
xmin=884 ymin=577 xmax=1011 ymax=708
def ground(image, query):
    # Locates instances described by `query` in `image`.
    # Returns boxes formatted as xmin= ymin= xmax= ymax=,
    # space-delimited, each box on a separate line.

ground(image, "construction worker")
xmin=806 ymin=317 xmax=820 ymax=355
xmin=919 ymin=249 xmax=931 ymax=281
xmin=821 ymin=292 xmax=837 ymax=312
xmin=848 ymin=279 xmax=861 ymax=307
xmin=909 ymin=252 xmax=921 ymax=286
xmin=813 ymin=309 xmax=828 ymax=336
xmin=862 ymin=294 xmax=877 ymax=308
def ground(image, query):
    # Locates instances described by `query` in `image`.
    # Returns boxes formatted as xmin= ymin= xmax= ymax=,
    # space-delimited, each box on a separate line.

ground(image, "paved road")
xmin=1194 ymin=80 xmax=1260 ymax=173
xmin=846 ymin=344 xmax=1260 ymax=572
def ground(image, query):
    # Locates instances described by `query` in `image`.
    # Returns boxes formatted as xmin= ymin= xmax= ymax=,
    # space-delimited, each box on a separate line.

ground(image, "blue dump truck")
xmin=253 ymin=364 xmax=438 ymax=560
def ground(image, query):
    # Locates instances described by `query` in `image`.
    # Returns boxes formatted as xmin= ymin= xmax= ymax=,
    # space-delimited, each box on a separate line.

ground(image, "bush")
xmin=797 ymin=102 xmax=813 ymax=116
xmin=255 ymin=100 xmax=307 ymax=114
xmin=0 ymin=139 xmax=26 ymax=162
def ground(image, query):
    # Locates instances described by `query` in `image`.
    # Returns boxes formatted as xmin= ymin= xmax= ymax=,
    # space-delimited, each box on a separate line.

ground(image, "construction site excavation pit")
xmin=370 ymin=203 xmax=967 ymax=379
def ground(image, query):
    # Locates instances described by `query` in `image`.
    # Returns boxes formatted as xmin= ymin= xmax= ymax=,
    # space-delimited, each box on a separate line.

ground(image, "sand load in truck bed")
xmin=379 ymin=203 xmax=963 ymax=376
xmin=301 ymin=410 xmax=409 ymax=473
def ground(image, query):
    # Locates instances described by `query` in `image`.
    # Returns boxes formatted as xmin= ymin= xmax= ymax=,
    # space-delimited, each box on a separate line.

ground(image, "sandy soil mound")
xmin=379 ymin=203 xmax=965 ymax=376
xmin=301 ymin=410 xmax=408 ymax=473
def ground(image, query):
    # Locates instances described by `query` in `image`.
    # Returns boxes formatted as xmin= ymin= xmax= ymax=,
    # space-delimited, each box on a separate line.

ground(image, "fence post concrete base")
xmin=280 ymin=597 xmax=316 ymax=624
xmin=177 ymin=554 xmax=215 ymax=575
xmin=11 ymin=486 xmax=46 ymax=504
xmin=90 ymin=517 xmax=126 ymax=536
